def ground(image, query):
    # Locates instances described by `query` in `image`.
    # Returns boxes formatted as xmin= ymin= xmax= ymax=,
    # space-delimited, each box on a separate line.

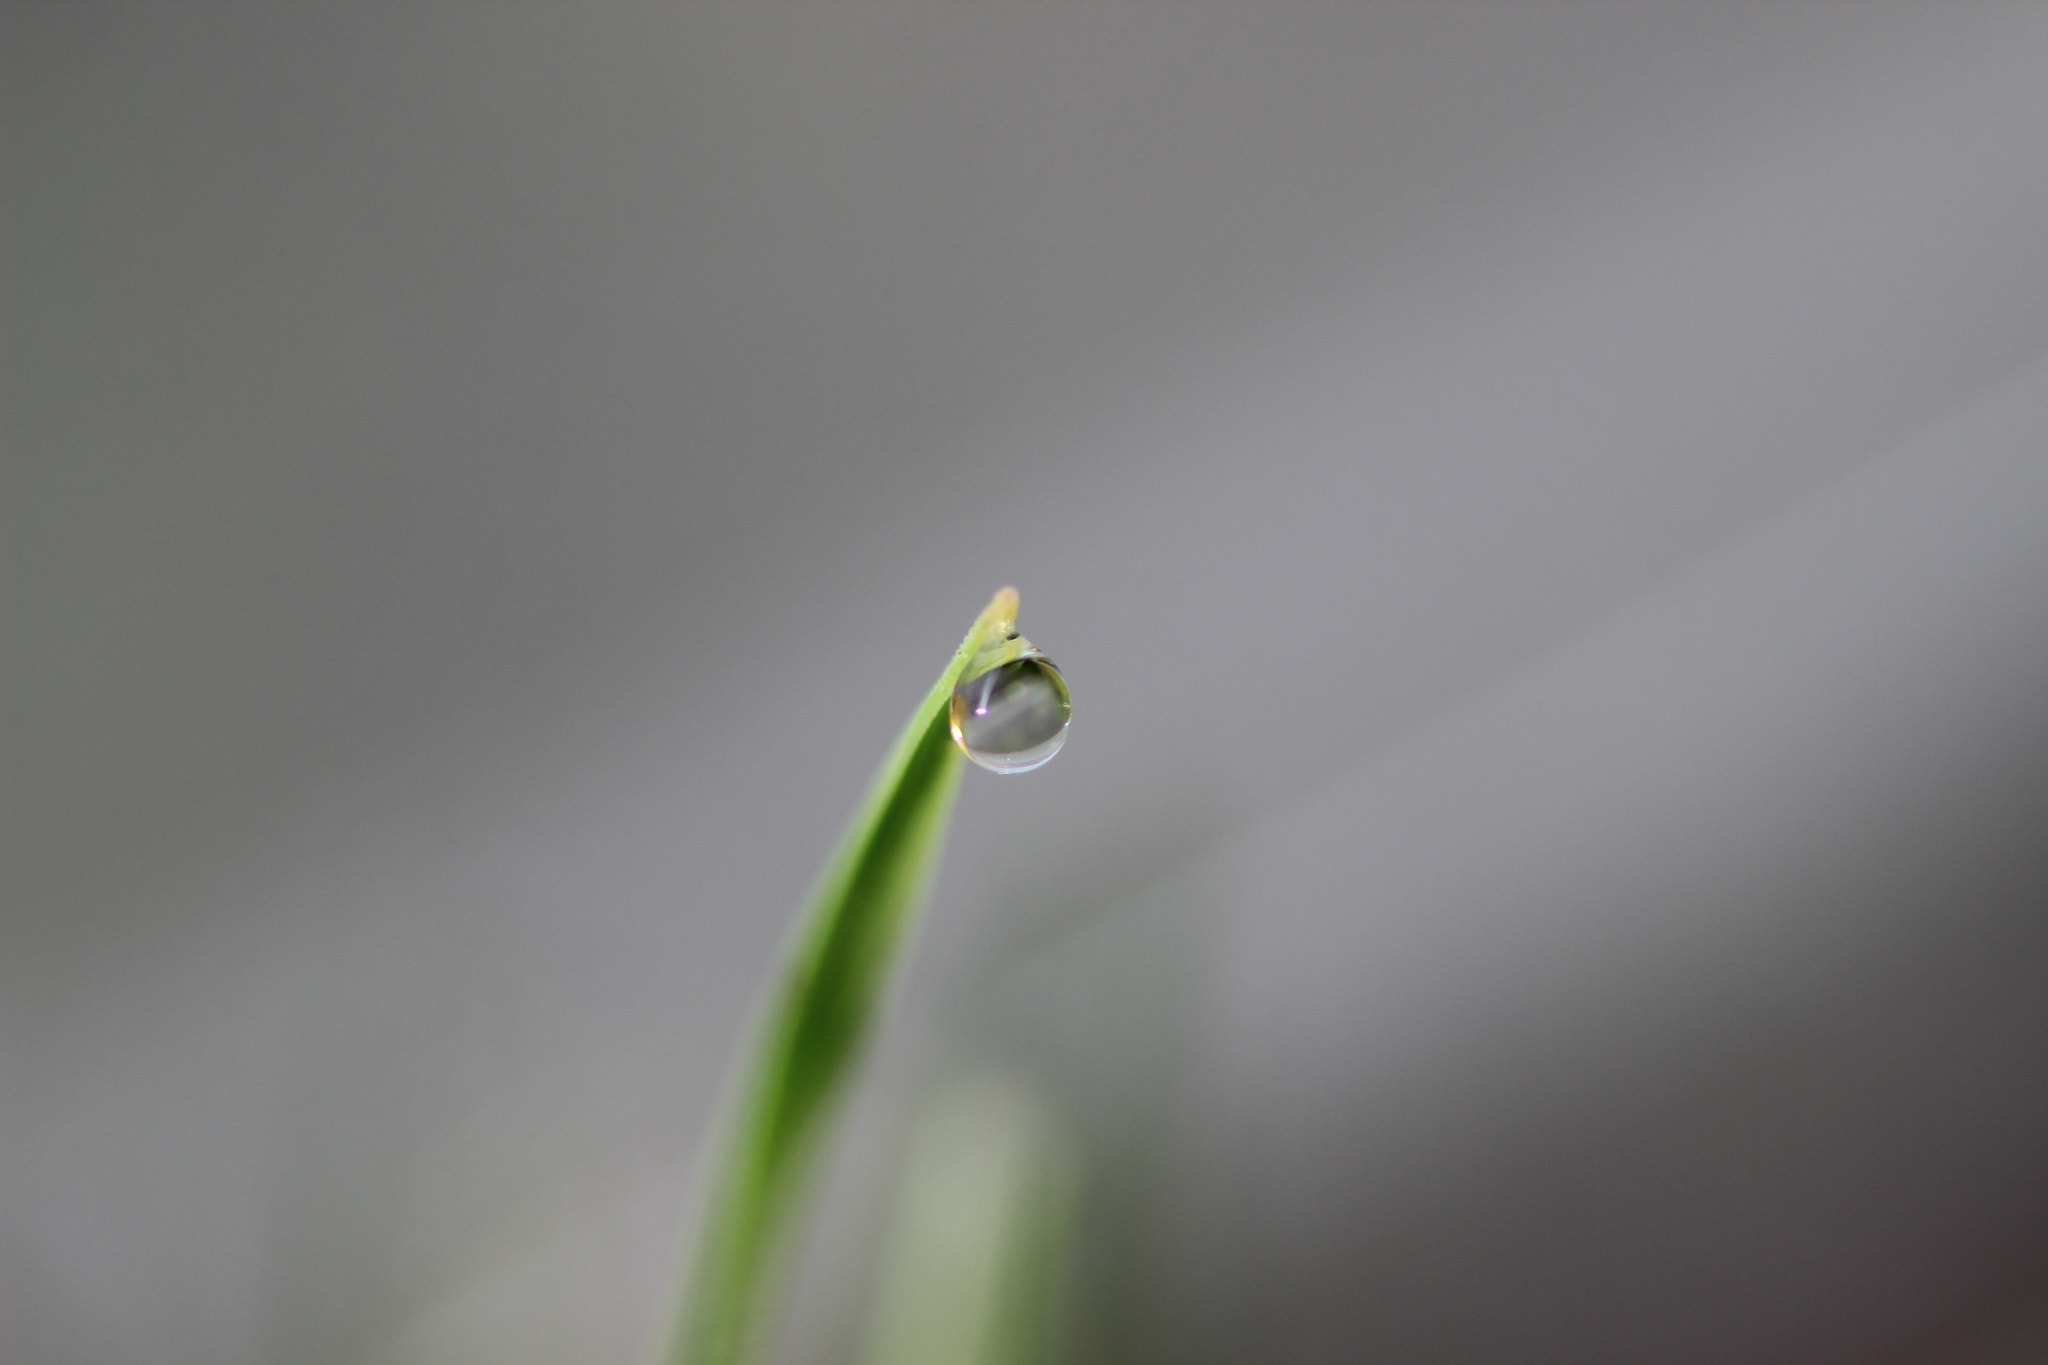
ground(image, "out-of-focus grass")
xmin=665 ymin=589 xmax=1027 ymax=1365
xmin=861 ymin=1078 xmax=1075 ymax=1365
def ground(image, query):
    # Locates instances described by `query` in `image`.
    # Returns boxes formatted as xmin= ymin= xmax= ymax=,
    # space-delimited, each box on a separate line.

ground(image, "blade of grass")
xmin=664 ymin=587 xmax=1025 ymax=1365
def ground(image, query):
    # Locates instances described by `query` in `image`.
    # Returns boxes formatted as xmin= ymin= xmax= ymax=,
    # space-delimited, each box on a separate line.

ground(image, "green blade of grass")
xmin=664 ymin=588 xmax=1025 ymax=1365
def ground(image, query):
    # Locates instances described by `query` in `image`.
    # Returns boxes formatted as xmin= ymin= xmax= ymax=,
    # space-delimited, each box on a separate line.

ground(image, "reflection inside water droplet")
xmin=950 ymin=651 xmax=1071 ymax=774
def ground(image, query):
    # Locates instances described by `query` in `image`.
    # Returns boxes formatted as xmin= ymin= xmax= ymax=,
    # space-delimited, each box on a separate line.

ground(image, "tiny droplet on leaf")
xmin=950 ymin=649 xmax=1071 ymax=774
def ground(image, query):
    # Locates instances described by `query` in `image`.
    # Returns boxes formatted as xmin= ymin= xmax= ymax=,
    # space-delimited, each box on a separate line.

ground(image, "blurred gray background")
xmin=8 ymin=5 xmax=2048 ymax=1363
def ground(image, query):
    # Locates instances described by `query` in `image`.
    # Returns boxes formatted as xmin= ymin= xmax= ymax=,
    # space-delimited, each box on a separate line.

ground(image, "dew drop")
xmin=950 ymin=651 xmax=1072 ymax=774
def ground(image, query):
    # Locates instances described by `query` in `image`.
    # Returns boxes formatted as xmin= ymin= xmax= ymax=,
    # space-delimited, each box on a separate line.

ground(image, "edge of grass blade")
xmin=664 ymin=587 xmax=1025 ymax=1365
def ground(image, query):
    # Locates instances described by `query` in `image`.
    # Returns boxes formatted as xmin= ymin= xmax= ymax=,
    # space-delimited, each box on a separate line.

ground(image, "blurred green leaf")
xmin=861 ymin=1077 xmax=1076 ymax=1365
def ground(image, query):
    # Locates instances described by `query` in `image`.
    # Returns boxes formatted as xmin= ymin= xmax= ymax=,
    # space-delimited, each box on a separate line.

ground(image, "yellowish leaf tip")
xmin=977 ymin=586 xmax=1020 ymax=646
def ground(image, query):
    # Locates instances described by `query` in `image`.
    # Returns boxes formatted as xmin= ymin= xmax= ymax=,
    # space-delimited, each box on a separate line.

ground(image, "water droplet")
xmin=950 ymin=650 xmax=1071 ymax=774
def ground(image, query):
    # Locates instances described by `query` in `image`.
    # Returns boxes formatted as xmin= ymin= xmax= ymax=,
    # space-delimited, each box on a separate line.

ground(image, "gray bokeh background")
xmin=9 ymin=6 xmax=2048 ymax=1363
